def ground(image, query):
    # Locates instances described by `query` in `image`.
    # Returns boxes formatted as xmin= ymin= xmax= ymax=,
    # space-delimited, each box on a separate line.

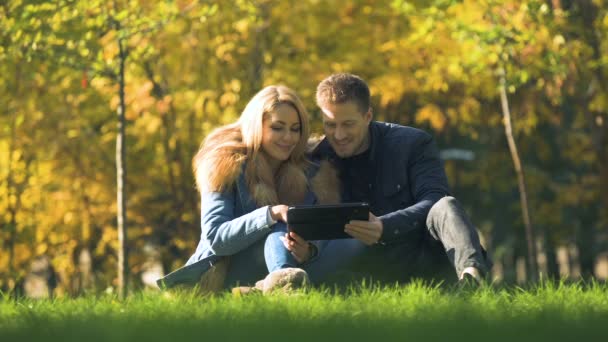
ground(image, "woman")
xmin=157 ymin=85 xmax=339 ymax=292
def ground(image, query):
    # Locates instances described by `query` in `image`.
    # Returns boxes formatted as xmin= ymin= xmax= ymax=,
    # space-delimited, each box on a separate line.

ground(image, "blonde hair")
xmin=193 ymin=85 xmax=311 ymax=206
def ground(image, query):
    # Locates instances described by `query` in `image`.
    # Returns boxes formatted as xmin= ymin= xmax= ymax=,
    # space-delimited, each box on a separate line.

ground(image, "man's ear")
xmin=365 ymin=107 xmax=373 ymax=123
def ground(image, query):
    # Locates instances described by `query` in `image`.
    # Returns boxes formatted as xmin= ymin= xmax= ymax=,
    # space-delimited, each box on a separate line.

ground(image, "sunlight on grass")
xmin=1 ymin=281 xmax=607 ymax=341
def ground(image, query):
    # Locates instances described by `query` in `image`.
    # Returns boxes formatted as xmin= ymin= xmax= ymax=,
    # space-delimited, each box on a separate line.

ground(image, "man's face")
xmin=320 ymin=101 xmax=372 ymax=158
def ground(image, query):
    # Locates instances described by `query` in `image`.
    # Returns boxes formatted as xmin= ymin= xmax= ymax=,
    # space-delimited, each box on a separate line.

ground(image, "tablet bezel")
xmin=286 ymin=202 xmax=369 ymax=240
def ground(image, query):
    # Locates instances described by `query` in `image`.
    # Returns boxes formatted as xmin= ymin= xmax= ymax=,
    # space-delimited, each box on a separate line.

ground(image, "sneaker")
xmin=232 ymin=268 xmax=310 ymax=296
xmin=231 ymin=285 xmax=261 ymax=296
xmin=231 ymin=279 xmax=264 ymax=297
xmin=457 ymin=267 xmax=483 ymax=290
xmin=261 ymin=268 xmax=310 ymax=294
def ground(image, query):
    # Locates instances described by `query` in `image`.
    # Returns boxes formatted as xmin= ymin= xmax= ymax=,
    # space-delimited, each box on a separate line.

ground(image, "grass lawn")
xmin=1 ymin=281 xmax=608 ymax=341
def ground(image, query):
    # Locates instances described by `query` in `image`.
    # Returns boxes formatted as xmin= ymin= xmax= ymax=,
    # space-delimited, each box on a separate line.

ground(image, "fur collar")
xmin=245 ymin=158 xmax=341 ymax=206
xmin=201 ymin=133 xmax=341 ymax=206
xmin=310 ymin=160 xmax=341 ymax=204
xmin=209 ymin=152 xmax=341 ymax=206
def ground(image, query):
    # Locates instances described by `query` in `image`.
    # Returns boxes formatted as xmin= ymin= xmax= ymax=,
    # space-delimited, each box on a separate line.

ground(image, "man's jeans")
xmin=344 ymin=196 xmax=491 ymax=283
xmin=425 ymin=196 xmax=490 ymax=277
xmin=225 ymin=196 xmax=490 ymax=287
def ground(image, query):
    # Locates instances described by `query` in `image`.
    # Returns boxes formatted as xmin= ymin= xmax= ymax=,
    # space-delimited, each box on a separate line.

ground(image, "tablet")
xmin=287 ymin=202 xmax=369 ymax=240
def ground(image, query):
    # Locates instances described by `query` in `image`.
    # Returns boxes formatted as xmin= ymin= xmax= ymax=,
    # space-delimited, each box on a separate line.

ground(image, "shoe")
xmin=231 ymin=285 xmax=261 ymax=296
xmin=232 ymin=268 xmax=310 ymax=296
xmin=457 ymin=267 xmax=482 ymax=290
xmin=262 ymin=267 xmax=309 ymax=294
xmin=231 ymin=279 xmax=264 ymax=297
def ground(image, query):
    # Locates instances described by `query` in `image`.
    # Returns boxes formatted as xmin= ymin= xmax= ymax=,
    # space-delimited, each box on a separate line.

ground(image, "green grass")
xmin=1 ymin=281 xmax=608 ymax=341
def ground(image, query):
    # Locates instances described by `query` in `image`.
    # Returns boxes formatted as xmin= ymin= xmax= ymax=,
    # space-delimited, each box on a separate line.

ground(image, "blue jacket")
xmin=311 ymin=121 xmax=450 ymax=244
xmin=157 ymin=165 xmax=318 ymax=289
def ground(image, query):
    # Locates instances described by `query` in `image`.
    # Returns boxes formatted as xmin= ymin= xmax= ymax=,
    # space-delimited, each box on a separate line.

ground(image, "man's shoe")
xmin=261 ymin=268 xmax=310 ymax=294
xmin=457 ymin=266 xmax=483 ymax=290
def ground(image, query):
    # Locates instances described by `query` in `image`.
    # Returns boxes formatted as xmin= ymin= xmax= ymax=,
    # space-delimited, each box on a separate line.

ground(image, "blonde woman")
xmin=157 ymin=85 xmax=340 ymax=292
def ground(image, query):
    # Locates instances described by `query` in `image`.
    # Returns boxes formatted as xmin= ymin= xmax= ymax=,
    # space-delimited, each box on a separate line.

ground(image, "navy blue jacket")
xmin=311 ymin=121 xmax=450 ymax=244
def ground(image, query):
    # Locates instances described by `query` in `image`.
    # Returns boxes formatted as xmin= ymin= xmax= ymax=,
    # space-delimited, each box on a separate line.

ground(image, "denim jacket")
xmin=157 ymin=165 xmax=318 ymax=289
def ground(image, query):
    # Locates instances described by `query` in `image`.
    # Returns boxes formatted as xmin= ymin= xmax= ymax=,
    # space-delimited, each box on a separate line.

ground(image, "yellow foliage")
xmin=96 ymin=225 xmax=119 ymax=255
xmin=101 ymin=31 xmax=119 ymax=62
xmin=14 ymin=244 xmax=33 ymax=266
xmin=456 ymin=98 xmax=481 ymax=124
xmin=1 ymin=0 xmax=606 ymax=293
xmin=371 ymin=75 xmax=407 ymax=107
xmin=219 ymin=92 xmax=238 ymax=108
xmin=416 ymin=104 xmax=446 ymax=132
xmin=63 ymin=212 xmax=75 ymax=225
xmin=36 ymin=243 xmax=48 ymax=255
xmin=173 ymin=238 xmax=188 ymax=250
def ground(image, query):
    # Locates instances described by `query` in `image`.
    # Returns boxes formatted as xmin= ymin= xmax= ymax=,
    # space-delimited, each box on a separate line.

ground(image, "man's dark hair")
xmin=316 ymin=73 xmax=370 ymax=113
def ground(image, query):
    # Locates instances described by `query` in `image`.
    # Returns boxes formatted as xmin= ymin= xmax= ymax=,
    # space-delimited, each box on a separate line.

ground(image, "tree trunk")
xmin=7 ymin=113 xmax=16 ymax=286
xmin=543 ymin=232 xmax=559 ymax=279
xmin=579 ymin=0 xmax=608 ymax=230
xmin=116 ymin=36 xmax=128 ymax=299
xmin=498 ymin=68 xmax=538 ymax=281
xmin=578 ymin=213 xmax=597 ymax=279
xmin=6 ymin=64 xmax=23 ymax=290
xmin=249 ymin=2 xmax=269 ymax=93
xmin=578 ymin=0 xmax=607 ymax=270
xmin=143 ymin=62 xmax=181 ymax=207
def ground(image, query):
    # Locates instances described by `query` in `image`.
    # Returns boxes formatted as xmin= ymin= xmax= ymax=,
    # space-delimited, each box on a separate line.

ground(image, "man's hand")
xmin=280 ymin=231 xmax=312 ymax=264
xmin=345 ymin=212 xmax=383 ymax=245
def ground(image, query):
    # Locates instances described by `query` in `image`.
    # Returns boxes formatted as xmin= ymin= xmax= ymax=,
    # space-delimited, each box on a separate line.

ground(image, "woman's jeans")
xmin=223 ymin=224 xmax=366 ymax=288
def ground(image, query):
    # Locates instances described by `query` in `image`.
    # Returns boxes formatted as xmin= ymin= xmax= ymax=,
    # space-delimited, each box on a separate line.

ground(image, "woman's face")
xmin=261 ymin=103 xmax=302 ymax=163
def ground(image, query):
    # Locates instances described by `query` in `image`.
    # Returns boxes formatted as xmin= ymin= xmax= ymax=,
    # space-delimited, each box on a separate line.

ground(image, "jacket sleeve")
xmin=201 ymin=189 xmax=274 ymax=256
xmin=379 ymin=134 xmax=450 ymax=243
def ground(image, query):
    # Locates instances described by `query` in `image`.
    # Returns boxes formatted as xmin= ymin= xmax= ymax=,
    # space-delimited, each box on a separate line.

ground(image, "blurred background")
xmin=1 ymin=0 xmax=607 ymax=297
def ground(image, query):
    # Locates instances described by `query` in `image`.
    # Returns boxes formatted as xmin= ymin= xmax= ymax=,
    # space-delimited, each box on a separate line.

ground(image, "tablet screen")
xmin=287 ymin=203 xmax=369 ymax=240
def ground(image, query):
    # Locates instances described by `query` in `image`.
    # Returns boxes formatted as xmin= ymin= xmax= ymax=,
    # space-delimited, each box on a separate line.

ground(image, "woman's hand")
xmin=270 ymin=204 xmax=289 ymax=223
xmin=280 ymin=231 xmax=314 ymax=264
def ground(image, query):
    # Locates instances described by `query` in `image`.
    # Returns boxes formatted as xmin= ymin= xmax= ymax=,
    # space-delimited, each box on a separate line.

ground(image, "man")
xmin=311 ymin=73 xmax=491 ymax=284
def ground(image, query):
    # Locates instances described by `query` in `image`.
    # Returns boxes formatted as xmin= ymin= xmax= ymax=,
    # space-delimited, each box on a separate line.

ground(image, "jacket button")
xmin=394 ymin=229 xmax=399 ymax=235
xmin=397 ymin=184 xmax=401 ymax=190
xmin=413 ymin=221 xmax=418 ymax=227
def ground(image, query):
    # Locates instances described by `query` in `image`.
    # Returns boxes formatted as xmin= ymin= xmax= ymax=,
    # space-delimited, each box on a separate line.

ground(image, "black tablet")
xmin=287 ymin=202 xmax=369 ymax=240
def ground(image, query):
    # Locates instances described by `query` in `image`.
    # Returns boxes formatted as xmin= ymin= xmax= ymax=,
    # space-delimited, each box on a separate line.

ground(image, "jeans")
xmin=222 ymin=238 xmax=269 ymax=288
xmin=347 ymin=196 xmax=492 ymax=284
xmin=425 ymin=196 xmax=491 ymax=277
xmin=264 ymin=224 xmax=368 ymax=284
xmin=263 ymin=226 xmax=298 ymax=273
xmin=223 ymin=224 xmax=366 ymax=287
xmin=225 ymin=196 xmax=491 ymax=287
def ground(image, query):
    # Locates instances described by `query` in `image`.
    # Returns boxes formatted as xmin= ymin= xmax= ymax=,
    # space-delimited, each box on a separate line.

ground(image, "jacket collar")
xmin=367 ymin=121 xmax=381 ymax=164
xmin=313 ymin=121 xmax=405 ymax=198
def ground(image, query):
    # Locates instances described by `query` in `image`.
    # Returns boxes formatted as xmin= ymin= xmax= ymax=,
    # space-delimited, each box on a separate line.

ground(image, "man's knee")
xmin=428 ymin=196 xmax=458 ymax=220
xmin=435 ymin=196 xmax=458 ymax=210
